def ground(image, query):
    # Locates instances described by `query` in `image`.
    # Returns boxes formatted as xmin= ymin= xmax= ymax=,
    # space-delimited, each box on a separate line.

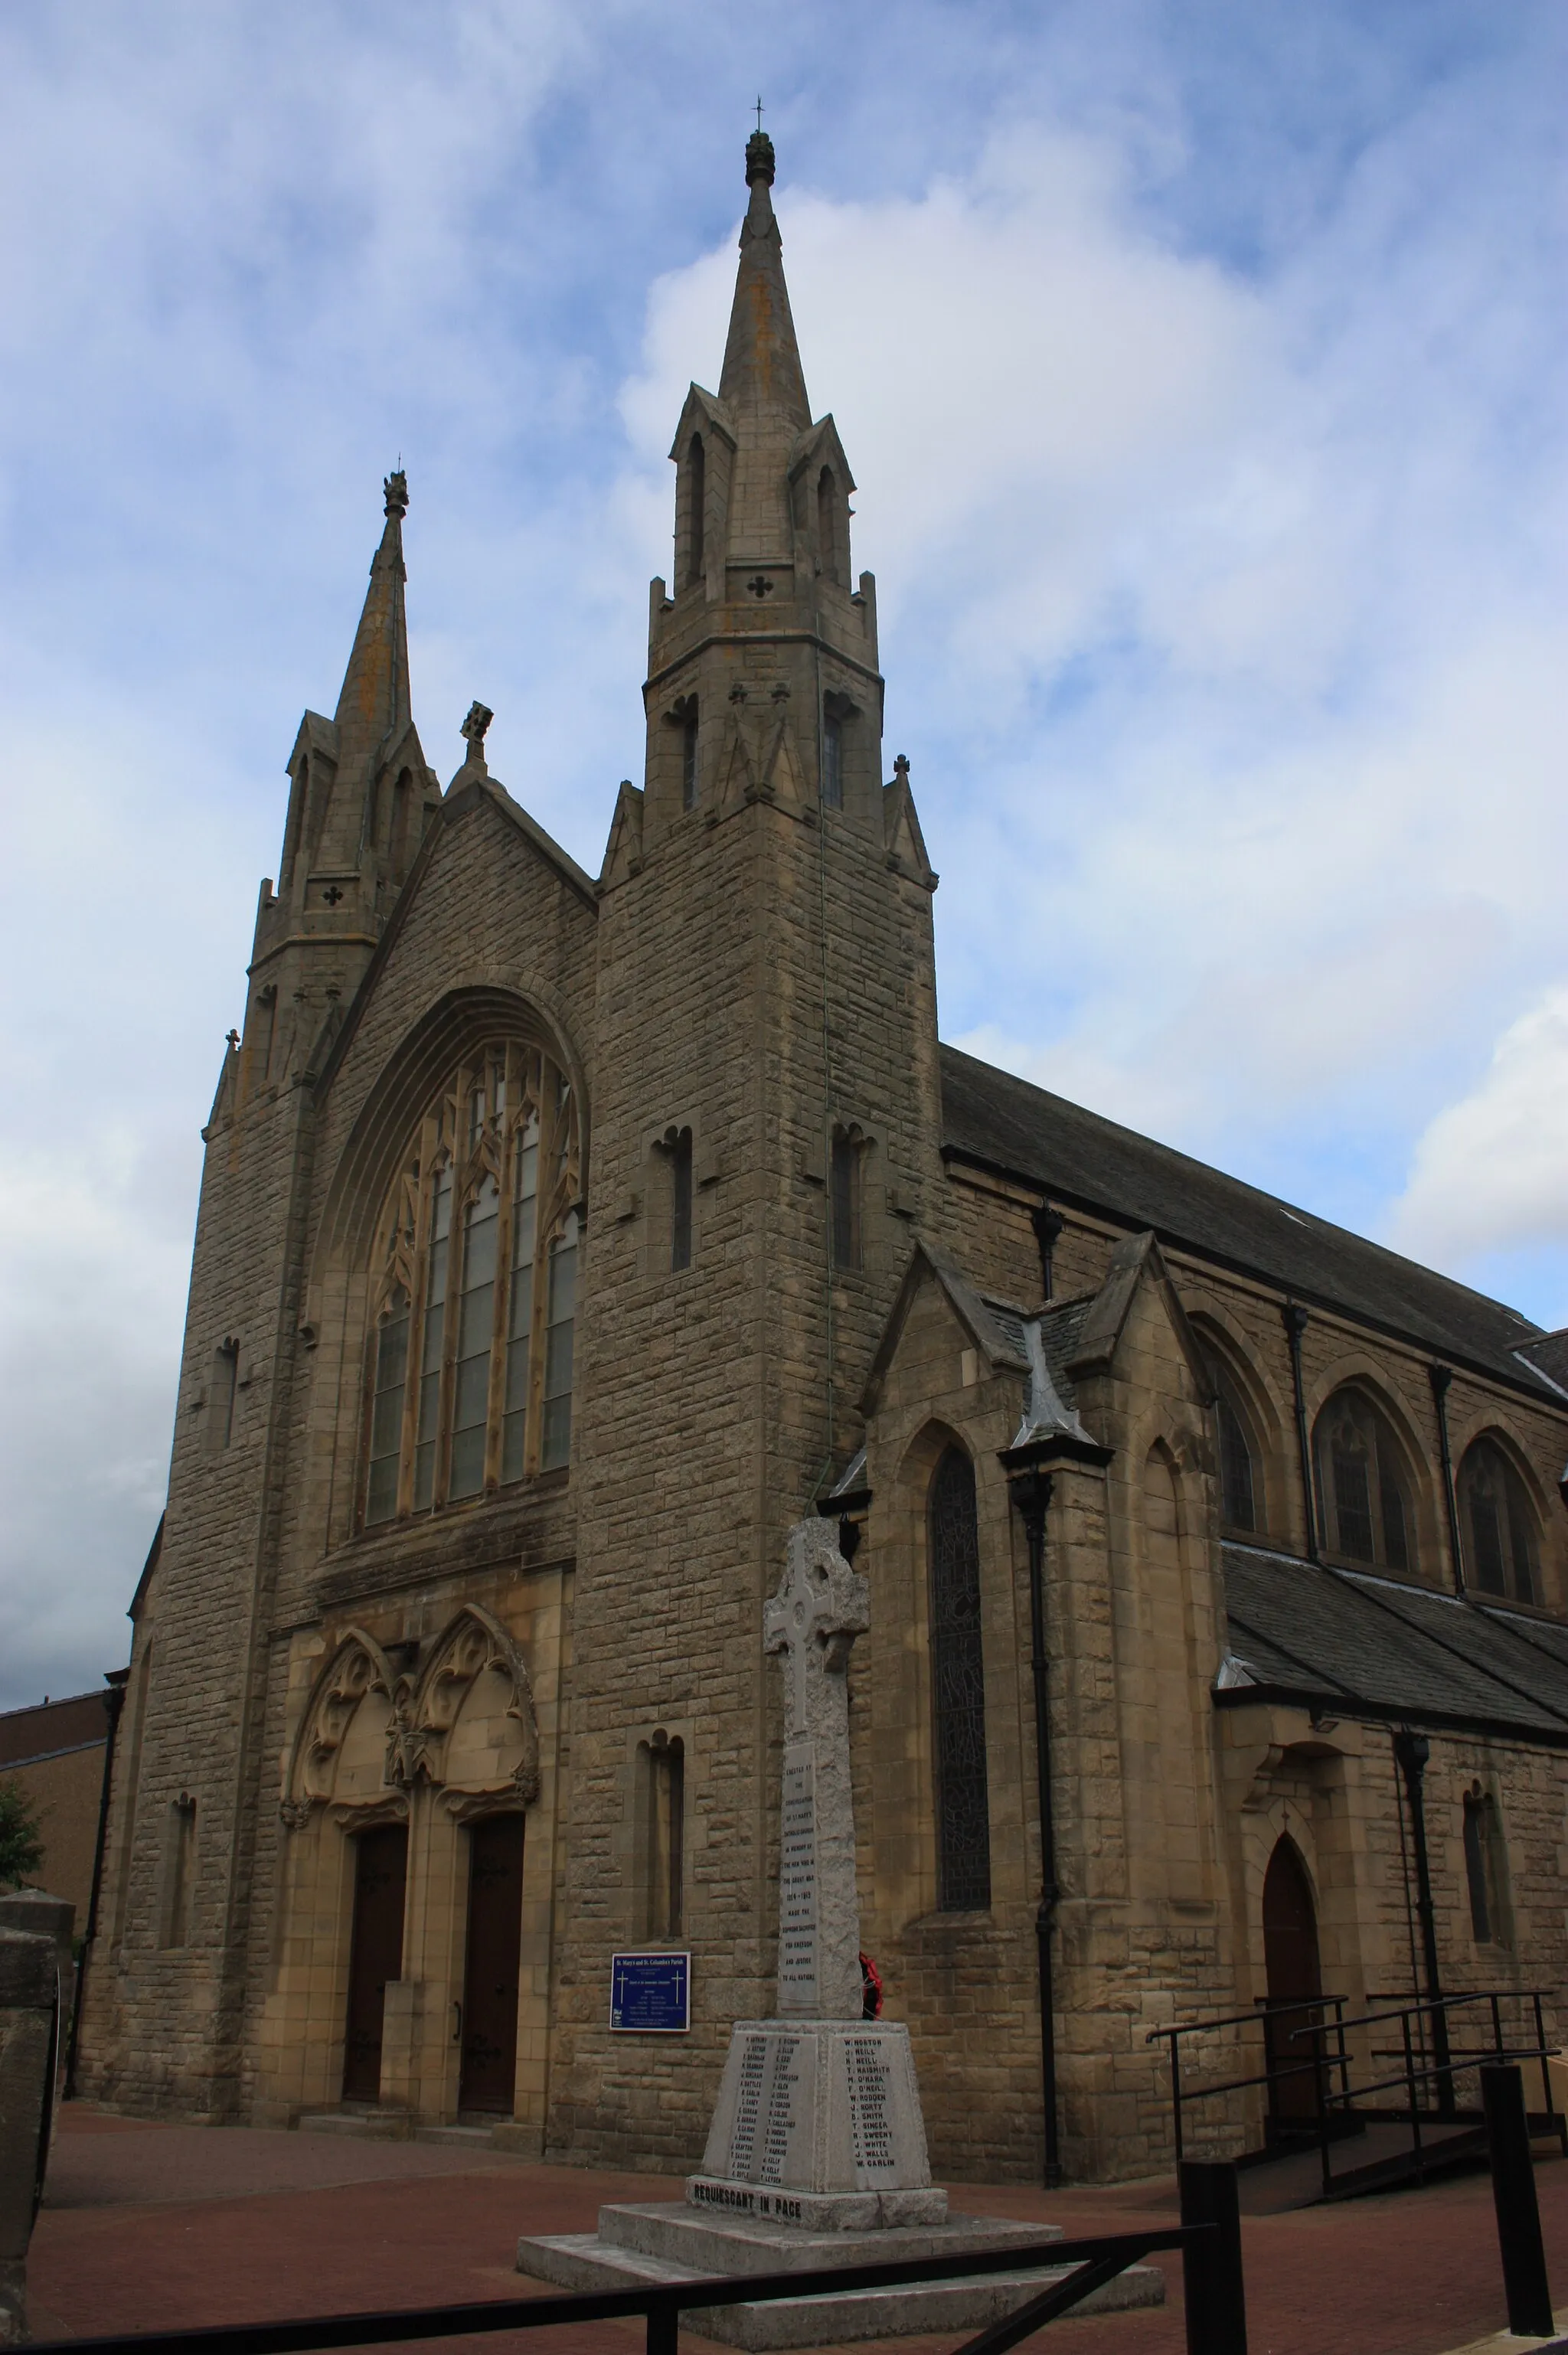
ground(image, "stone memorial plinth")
xmin=516 ymin=1520 xmax=1162 ymax=2345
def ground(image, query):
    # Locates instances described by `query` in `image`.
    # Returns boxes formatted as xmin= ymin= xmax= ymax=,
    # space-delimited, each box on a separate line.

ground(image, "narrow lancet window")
xmin=818 ymin=466 xmax=839 ymax=585
xmin=1463 ymin=1784 xmax=1511 ymax=1947
xmin=366 ymin=1288 xmax=410 ymax=1524
xmin=687 ymin=434 xmax=706 ymax=589
xmin=830 ymin=1126 xmax=861 ymax=1269
xmin=928 ymin=1448 xmax=991 ymax=1910
xmin=1215 ymin=1382 xmax=1257 ymax=1532
xmin=449 ymin=1176 xmax=500 ymax=1499
xmin=640 ymin=1732 xmax=684 ymax=1940
xmin=501 ymin=1111 xmax=540 ymax=1484
xmin=542 ymin=1209 xmax=578 ymax=1470
xmin=822 ymin=710 xmax=844 ymax=808
xmin=413 ymin=1166 xmax=452 ymax=1509
xmin=161 ymin=1795 xmax=196 ymax=1948
xmin=668 ymin=1128 xmax=693 ymax=1271
xmin=207 ymin=1340 xmax=238 ymax=1452
xmin=681 ymin=706 xmax=699 ymax=810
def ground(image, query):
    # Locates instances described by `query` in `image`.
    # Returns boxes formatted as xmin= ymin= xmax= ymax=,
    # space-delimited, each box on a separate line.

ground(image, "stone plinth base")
xmin=686 ymin=2180 xmax=946 ymax=2232
xmin=697 ymin=2019 xmax=934 ymax=2206
xmin=515 ymin=2204 xmax=1165 ymax=2351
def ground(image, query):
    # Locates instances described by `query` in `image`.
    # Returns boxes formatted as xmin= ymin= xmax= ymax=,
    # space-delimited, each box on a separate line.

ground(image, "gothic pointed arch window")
xmin=362 ymin=1040 xmax=581 ymax=1525
xmin=1214 ymin=1375 xmax=1259 ymax=1534
xmin=927 ymin=1445 xmax=991 ymax=1910
xmin=1312 ymin=1387 xmax=1417 ymax=1574
xmin=1459 ymin=1438 xmax=1540 ymax=1604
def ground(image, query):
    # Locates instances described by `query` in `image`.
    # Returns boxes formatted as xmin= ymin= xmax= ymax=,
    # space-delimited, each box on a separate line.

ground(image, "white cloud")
xmin=1391 ymin=986 xmax=1568 ymax=1270
xmin=1 ymin=5 xmax=1565 ymax=1703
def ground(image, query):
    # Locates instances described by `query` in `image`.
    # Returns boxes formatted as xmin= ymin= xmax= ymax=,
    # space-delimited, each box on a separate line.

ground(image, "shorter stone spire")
xmin=333 ymin=470 xmax=412 ymax=778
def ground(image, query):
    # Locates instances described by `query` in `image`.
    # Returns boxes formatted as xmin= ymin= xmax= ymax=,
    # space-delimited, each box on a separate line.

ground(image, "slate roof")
xmin=1515 ymin=1330 xmax=1568 ymax=1400
xmin=1220 ymin=1542 xmax=1568 ymax=1741
xmin=939 ymin=1044 xmax=1557 ymax=1401
xmin=0 ymin=1690 xmax=109 ymax=1769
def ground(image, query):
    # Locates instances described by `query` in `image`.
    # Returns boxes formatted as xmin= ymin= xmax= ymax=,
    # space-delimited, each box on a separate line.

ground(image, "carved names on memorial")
xmin=777 ymin=1747 xmax=818 ymax=2014
xmin=845 ymin=2033 xmax=897 ymax=2185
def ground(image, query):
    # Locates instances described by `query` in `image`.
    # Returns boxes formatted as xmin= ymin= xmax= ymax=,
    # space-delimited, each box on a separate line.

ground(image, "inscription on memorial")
xmin=845 ymin=2034 xmax=897 ymax=2184
xmin=777 ymin=1745 xmax=818 ymax=2013
xmin=724 ymin=2033 xmax=768 ymax=2180
xmin=757 ymin=2033 xmax=802 ymax=2186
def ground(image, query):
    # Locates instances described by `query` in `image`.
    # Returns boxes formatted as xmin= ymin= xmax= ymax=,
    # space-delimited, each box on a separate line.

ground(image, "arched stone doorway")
xmin=1263 ymin=1835 xmax=1322 ymax=2125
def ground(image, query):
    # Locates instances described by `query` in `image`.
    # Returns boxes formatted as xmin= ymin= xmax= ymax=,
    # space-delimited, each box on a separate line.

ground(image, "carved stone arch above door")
xmin=283 ymin=1625 xmax=408 ymax=1826
xmin=403 ymin=1603 xmax=541 ymax=1814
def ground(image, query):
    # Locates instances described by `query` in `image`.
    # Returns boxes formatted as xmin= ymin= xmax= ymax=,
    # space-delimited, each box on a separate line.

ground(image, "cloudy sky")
xmin=1 ymin=0 xmax=1563 ymax=1708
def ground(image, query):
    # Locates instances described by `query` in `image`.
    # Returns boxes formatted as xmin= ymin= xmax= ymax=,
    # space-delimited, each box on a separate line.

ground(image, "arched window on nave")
xmin=363 ymin=1039 xmax=580 ymax=1526
xmin=1458 ymin=1438 xmax=1540 ymax=1605
xmin=927 ymin=1445 xmax=991 ymax=1911
xmin=1312 ymin=1386 xmax=1418 ymax=1574
xmin=1214 ymin=1373 xmax=1261 ymax=1534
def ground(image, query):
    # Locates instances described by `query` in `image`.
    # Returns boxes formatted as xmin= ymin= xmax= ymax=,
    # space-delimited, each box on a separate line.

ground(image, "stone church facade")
xmin=80 ymin=136 xmax=1568 ymax=2184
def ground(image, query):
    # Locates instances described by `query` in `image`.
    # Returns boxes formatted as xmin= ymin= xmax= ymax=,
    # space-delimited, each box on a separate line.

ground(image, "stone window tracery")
xmin=363 ymin=1040 xmax=580 ymax=1526
xmin=1312 ymin=1387 xmax=1416 ymax=1574
xmin=1459 ymin=1438 xmax=1540 ymax=1605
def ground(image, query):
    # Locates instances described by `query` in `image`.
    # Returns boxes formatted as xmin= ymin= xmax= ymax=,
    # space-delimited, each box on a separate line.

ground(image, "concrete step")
xmin=515 ymin=2219 xmax=1164 ymax=2351
xmin=296 ymin=2110 xmax=414 ymax=2141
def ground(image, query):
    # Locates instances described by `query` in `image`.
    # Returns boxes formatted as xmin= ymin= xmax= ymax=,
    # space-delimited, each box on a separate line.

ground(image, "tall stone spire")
xmin=332 ymin=469 xmax=412 ymax=781
xmin=718 ymin=132 xmax=811 ymax=436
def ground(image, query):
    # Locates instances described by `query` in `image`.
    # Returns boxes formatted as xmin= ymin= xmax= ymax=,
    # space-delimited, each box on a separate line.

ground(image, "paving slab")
xmin=24 ymin=2102 xmax=1568 ymax=2355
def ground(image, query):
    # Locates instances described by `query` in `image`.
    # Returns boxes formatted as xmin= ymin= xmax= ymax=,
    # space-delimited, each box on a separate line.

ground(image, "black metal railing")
xmin=34 ymin=2162 xmax=1248 ymax=2355
xmin=1148 ymin=1986 xmax=1564 ymax=2199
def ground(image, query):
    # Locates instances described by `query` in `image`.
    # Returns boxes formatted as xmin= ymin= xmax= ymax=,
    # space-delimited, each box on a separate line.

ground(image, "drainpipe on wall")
xmin=64 ymin=1666 xmax=129 ymax=2099
xmin=1392 ymin=1727 xmax=1456 ymax=2118
xmin=1429 ymin=1365 xmax=1467 ymax=1597
xmin=1031 ymin=1204 xmax=1063 ymax=1305
xmin=1281 ymin=1302 xmax=1318 ymax=1561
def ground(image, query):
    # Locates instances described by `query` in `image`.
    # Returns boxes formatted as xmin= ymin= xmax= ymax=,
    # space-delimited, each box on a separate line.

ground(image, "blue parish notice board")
xmin=609 ymin=1950 xmax=691 ymax=2032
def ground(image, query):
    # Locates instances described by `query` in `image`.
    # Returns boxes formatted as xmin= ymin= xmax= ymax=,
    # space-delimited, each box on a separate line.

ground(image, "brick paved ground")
xmin=27 ymin=2105 xmax=1568 ymax=2355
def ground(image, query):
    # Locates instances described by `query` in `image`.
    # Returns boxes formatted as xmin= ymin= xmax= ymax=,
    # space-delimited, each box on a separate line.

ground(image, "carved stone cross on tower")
xmin=763 ymin=1518 xmax=869 ymax=2021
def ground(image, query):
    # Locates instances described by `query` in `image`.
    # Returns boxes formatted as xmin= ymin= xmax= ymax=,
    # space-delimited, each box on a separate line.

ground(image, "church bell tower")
xmin=558 ymin=132 xmax=945 ymax=2161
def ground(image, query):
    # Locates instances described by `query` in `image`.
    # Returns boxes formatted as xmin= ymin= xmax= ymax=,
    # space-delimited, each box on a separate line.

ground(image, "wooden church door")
xmin=1262 ymin=1835 xmax=1323 ymax=2123
xmin=459 ymin=1814 xmax=526 ymax=2115
xmin=341 ymin=1824 xmax=407 ymax=2103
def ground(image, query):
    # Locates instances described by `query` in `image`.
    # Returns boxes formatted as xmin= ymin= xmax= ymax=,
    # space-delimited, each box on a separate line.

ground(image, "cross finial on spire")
xmin=754 ymin=95 xmax=764 ymax=133
xmin=461 ymin=701 xmax=493 ymax=768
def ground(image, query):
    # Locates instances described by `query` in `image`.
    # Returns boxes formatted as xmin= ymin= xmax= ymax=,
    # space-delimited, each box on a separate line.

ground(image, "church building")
xmin=79 ymin=135 xmax=1568 ymax=2184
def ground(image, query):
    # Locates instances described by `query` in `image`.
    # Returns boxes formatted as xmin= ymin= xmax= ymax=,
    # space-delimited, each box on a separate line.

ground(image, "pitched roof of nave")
xmin=939 ymin=1042 xmax=1563 ymax=1403
xmin=1221 ymin=1540 xmax=1568 ymax=1740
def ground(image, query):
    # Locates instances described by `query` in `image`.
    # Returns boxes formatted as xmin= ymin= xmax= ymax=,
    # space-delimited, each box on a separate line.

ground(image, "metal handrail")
xmin=1148 ymin=1984 xmax=1563 ymax=2184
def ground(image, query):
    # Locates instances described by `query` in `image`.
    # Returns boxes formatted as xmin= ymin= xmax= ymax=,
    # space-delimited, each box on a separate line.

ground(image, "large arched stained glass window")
xmin=364 ymin=1040 xmax=580 ymax=1526
xmin=1459 ymin=1439 xmax=1540 ymax=1605
xmin=927 ymin=1446 xmax=991 ymax=1910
